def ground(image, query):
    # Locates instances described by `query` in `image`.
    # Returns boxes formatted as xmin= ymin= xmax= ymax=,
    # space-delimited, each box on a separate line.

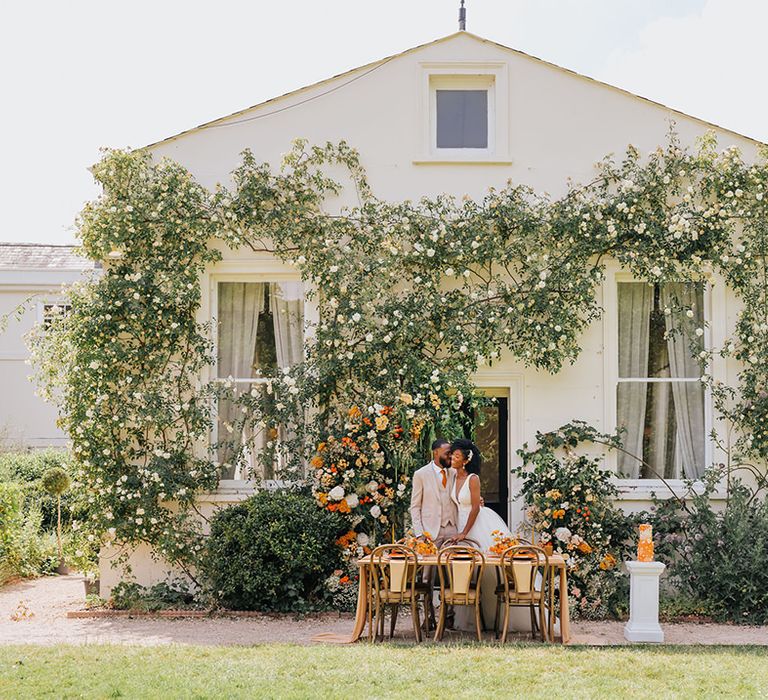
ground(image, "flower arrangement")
xmin=402 ymin=531 xmax=438 ymax=556
xmin=323 ymin=566 xmax=359 ymax=612
xmin=488 ymin=530 xmax=519 ymax=556
xmin=311 ymin=395 xmax=446 ymax=543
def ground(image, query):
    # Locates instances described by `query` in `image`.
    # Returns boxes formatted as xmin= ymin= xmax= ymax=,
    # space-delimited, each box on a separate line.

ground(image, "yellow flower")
xmin=375 ymin=415 xmax=389 ymax=431
xmin=399 ymin=393 xmax=413 ymax=405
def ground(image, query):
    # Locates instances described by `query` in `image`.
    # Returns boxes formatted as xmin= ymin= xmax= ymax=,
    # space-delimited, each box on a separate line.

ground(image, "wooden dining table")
xmin=313 ymin=552 xmax=571 ymax=644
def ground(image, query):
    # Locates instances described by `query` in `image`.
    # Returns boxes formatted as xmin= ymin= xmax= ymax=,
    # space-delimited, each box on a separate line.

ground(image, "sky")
xmin=1 ymin=0 xmax=766 ymax=245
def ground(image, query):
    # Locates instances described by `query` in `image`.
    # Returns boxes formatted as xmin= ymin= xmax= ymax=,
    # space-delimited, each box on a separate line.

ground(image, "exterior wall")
xmin=0 ymin=269 xmax=86 ymax=448
xmin=102 ymin=33 xmax=762 ymax=593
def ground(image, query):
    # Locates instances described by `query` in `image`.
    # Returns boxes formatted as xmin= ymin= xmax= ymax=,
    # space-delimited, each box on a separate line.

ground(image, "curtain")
xmin=270 ymin=282 xmax=305 ymax=476
xmin=616 ymin=283 xmax=652 ymax=478
xmin=217 ymin=283 xmax=265 ymax=479
xmin=662 ymin=283 xmax=706 ymax=479
xmin=270 ymin=281 xmax=304 ymax=368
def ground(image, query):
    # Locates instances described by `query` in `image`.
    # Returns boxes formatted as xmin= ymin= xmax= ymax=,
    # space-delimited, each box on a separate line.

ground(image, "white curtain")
xmin=270 ymin=281 xmax=304 ymax=368
xmin=662 ymin=283 xmax=706 ymax=478
xmin=616 ymin=283 xmax=652 ymax=478
xmin=217 ymin=283 xmax=265 ymax=479
xmin=270 ymin=282 xmax=304 ymax=475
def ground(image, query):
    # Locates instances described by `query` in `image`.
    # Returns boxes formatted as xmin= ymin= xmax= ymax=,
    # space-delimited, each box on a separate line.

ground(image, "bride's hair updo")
xmin=450 ymin=438 xmax=482 ymax=475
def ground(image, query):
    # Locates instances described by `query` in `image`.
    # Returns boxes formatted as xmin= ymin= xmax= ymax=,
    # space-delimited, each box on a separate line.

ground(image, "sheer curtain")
xmin=217 ymin=283 xmax=265 ymax=479
xmin=616 ymin=283 xmax=652 ymax=478
xmin=270 ymin=281 xmax=304 ymax=368
xmin=662 ymin=283 xmax=706 ymax=478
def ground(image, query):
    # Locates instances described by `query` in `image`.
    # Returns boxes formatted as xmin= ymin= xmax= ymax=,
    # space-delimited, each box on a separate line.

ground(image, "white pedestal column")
xmin=623 ymin=561 xmax=666 ymax=643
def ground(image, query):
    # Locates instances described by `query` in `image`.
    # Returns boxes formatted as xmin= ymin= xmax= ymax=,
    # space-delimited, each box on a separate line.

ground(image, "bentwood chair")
xmin=495 ymin=545 xmax=551 ymax=643
xmin=434 ymin=545 xmax=486 ymax=642
xmin=368 ymin=544 xmax=430 ymax=642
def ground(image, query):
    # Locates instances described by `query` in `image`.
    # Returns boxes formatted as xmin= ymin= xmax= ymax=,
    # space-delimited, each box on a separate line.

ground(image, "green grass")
xmin=1 ymin=644 xmax=767 ymax=699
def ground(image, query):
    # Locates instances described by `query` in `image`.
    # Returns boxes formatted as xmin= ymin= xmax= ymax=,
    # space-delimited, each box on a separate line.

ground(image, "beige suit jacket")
xmin=409 ymin=462 xmax=457 ymax=537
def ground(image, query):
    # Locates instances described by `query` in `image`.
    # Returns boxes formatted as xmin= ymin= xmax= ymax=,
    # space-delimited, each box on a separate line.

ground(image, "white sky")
xmin=1 ymin=0 xmax=766 ymax=245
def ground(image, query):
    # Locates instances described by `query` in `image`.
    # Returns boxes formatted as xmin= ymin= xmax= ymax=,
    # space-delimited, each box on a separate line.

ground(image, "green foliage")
xmin=644 ymin=471 xmax=768 ymax=625
xmin=516 ymin=423 xmax=635 ymax=619
xmin=200 ymin=489 xmax=346 ymax=611
xmin=0 ymin=483 xmax=58 ymax=582
xmin=41 ymin=467 xmax=71 ymax=496
xmin=109 ymin=579 xmax=197 ymax=612
xmin=28 ymin=132 xmax=768 ymax=571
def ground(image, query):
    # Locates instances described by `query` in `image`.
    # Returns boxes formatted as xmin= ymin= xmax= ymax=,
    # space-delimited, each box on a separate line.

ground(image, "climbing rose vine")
xmin=29 ymin=132 xmax=768 ymax=566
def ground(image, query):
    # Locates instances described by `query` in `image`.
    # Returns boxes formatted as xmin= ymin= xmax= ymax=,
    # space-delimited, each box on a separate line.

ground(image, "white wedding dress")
xmin=451 ymin=474 xmax=548 ymax=635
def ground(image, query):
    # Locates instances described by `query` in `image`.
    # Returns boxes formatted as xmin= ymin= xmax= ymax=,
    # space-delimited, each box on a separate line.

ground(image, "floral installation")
xmin=402 ymin=531 xmax=438 ymax=556
xmin=515 ymin=423 xmax=634 ymax=619
xmin=27 ymin=131 xmax=768 ymax=577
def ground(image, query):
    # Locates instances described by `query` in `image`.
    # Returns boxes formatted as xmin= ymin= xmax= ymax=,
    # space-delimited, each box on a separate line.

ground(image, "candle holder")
xmin=637 ymin=523 xmax=654 ymax=562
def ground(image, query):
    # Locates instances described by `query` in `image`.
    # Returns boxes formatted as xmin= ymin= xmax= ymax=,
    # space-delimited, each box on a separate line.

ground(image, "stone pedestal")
xmin=623 ymin=560 xmax=666 ymax=643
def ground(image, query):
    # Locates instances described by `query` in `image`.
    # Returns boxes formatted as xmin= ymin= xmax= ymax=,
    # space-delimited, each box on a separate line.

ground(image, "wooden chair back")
xmin=436 ymin=545 xmax=485 ymax=603
xmin=499 ymin=545 xmax=549 ymax=600
xmin=369 ymin=544 xmax=418 ymax=602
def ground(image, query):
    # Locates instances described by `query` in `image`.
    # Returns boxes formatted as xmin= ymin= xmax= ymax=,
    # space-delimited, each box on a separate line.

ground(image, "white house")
xmin=99 ymin=30 xmax=763 ymax=593
xmin=0 ymin=244 xmax=97 ymax=449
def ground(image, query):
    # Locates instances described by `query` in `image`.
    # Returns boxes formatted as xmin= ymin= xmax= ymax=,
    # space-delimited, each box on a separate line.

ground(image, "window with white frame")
xmin=616 ymin=281 xmax=706 ymax=480
xmin=430 ymin=74 xmax=494 ymax=154
xmin=215 ymin=280 xmax=304 ymax=480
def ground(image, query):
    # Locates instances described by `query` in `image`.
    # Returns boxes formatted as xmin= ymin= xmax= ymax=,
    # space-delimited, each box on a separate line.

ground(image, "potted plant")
xmin=41 ymin=466 xmax=71 ymax=575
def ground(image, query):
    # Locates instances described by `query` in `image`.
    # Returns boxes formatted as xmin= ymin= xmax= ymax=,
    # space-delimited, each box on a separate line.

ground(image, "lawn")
xmin=1 ymin=644 xmax=767 ymax=699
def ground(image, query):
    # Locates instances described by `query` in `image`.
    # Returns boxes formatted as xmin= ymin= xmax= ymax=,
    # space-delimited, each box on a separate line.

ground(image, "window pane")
xmin=617 ymin=380 xmax=705 ymax=480
xmin=436 ymin=90 xmax=488 ymax=148
xmin=618 ymin=282 xmax=704 ymax=378
xmin=217 ymin=281 xmax=304 ymax=379
xmin=475 ymin=404 xmax=501 ymax=504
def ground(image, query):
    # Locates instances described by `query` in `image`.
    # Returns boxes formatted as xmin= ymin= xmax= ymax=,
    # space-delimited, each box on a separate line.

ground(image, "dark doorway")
xmin=474 ymin=397 xmax=509 ymax=524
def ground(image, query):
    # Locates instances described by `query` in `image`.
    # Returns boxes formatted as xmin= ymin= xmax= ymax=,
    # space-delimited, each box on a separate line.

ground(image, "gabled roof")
xmin=0 ymin=243 xmax=98 ymax=271
xmin=146 ymin=31 xmax=765 ymax=150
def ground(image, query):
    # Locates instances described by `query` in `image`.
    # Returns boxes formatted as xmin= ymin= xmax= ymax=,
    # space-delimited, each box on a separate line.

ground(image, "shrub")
xmin=0 ymin=483 xmax=58 ymax=583
xmin=109 ymin=580 xmax=197 ymax=612
xmin=201 ymin=489 xmax=346 ymax=612
xmin=645 ymin=471 xmax=768 ymax=625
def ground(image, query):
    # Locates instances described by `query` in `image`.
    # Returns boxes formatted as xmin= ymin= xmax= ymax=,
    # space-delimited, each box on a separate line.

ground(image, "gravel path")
xmin=2 ymin=575 xmax=766 ymax=646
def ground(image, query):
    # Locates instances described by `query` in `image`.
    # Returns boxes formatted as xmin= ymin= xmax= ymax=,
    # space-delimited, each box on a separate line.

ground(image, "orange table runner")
xmin=312 ymin=553 xmax=571 ymax=644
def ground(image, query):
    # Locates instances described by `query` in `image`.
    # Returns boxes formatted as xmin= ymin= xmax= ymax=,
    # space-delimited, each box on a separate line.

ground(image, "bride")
xmin=447 ymin=438 xmax=511 ymax=550
xmin=446 ymin=438 xmax=531 ymax=633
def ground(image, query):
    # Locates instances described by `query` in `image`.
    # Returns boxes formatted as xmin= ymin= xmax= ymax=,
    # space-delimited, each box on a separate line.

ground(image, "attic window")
xmin=428 ymin=74 xmax=495 ymax=156
xmin=436 ymin=89 xmax=488 ymax=148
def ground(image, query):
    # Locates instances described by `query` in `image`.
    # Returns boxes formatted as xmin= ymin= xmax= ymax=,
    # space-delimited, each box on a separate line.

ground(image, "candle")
xmin=637 ymin=523 xmax=654 ymax=562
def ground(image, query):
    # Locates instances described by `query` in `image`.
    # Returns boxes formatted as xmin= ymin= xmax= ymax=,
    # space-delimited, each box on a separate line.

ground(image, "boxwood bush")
xmin=200 ymin=489 xmax=346 ymax=612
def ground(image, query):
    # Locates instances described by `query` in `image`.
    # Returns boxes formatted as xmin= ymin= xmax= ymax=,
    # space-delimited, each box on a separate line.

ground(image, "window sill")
xmin=413 ymin=156 xmax=512 ymax=166
xmin=613 ymin=478 xmax=727 ymax=501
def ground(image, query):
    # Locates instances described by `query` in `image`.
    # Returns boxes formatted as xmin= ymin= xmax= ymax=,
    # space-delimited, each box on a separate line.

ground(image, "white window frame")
xmin=603 ymin=266 xmax=724 ymax=500
xmin=207 ymin=263 xmax=312 ymax=487
xmin=415 ymin=61 xmax=510 ymax=165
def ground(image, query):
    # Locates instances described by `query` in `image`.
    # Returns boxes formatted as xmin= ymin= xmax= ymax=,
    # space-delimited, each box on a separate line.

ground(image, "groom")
xmin=409 ymin=438 xmax=457 ymax=545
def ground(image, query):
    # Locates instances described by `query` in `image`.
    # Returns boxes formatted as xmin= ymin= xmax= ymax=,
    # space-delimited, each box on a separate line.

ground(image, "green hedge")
xmin=200 ymin=489 xmax=346 ymax=612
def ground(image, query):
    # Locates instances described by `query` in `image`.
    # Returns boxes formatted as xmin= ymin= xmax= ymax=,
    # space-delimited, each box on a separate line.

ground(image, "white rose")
xmin=345 ymin=493 xmax=359 ymax=509
xmin=555 ymin=527 xmax=572 ymax=543
xmin=370 ymin=505 xmax=382 ymax=518
xmin=367 ymin=480 xmax=379 ymax=492
xmin=356 ymin=532 xmax=370 ymax=547
xmin=328 ymin=485 xmax=345 ymax=501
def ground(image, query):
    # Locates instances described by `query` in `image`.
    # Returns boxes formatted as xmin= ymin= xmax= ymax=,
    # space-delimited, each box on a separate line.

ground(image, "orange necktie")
xmin=441 ymin=470 xmax=447 ymax=488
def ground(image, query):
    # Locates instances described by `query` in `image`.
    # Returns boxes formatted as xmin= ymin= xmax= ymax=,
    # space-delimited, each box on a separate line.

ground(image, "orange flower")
xmin=578 ymin=541 xmax=593 ymax=554
xmin=552 ymin=509 xmax=566 ymax=519
xmin=599 ymin=553 xmax=617 ymax=570
xmin=310 ymin=455 xmax=324 ymax=469
xmin=317 ymin=442 xmax=327 ymax=452
xmin=339 ymin=576 xmax=350 ymax=584
xmin=348 ymin=405 xmax=362 ymax=418
xmin=337 ymin=500 xmax=351 ymax=514
xmin=316 ymin=492 xmax=328 ymax=506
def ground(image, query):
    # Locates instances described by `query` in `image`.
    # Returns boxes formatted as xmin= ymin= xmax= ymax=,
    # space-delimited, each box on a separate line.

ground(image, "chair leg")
xmin=479 ymin=600 xmax=487 ymax=632
xmin=411 ymin=598 xmax=422 ymax=643
xmin=423 ymin=596 xmax=432 ymax=634
xmin=501 ymin=603 xmax=511 ymax=644
xmin=530 ymin=604 xmax=537 ymax=641
xmin=474 ymin=602 xmax=482 ymax=642
xmin=389 ymin=603 xmax=399 ymax=640
xmin=378 ymin=601 xmax=386 ymax=642
xmin=434 ymin=600 xmax=446 ymax=642
xmin=494 ymin=597 xmax=501 ymax=639
xmin=539 ymin=602 xmax=547 ymax=643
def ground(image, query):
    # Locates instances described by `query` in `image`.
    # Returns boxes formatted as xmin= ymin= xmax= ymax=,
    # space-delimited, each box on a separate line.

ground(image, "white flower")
xmin=555 ymin=527 xmax=572 ymax=543
xmin=352 ymin=313 xmax=361 ymax=322
xmin=328 ymin=485 xmax=345 ymax=501
xmin=345 ymin=493 xmax=359 ymax=509
xmin=356 ymin=532 xmax=370 ymax=547
xmin=367 ymin=480 xmax=378 ymax=492
xmin=370 ymin=504 xmax=382 ymax=518
xmin=695 ymin=328 xmax=704 ymax=337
